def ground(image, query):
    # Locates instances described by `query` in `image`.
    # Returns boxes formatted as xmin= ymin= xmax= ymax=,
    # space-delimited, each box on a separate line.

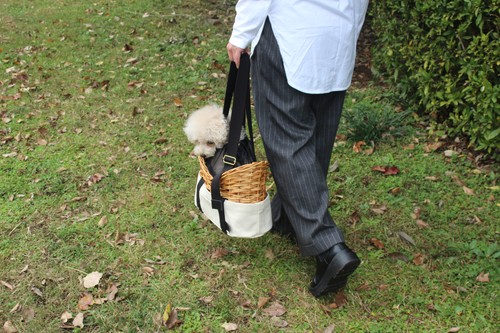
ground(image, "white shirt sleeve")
xmin=229 ymin=0 xmax=272 ymax=49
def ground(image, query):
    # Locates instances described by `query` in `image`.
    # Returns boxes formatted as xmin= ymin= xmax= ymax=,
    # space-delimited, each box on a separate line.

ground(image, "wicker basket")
xmin=199 ymin=156 xmax=269 ymax=204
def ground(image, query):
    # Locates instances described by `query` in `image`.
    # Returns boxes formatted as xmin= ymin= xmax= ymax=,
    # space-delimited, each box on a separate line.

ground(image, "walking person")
xmin=227 ymin=0 xmax=369 ymax=297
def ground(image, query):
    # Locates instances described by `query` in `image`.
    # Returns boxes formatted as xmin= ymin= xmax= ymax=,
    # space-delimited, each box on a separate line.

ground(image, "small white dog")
xmin=184 ymin=104 xmax=229 ymax=158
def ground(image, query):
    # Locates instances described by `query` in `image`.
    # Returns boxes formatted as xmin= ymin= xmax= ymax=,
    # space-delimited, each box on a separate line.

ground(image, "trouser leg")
xmin=252 ymin=19 xmax=346 ymax=256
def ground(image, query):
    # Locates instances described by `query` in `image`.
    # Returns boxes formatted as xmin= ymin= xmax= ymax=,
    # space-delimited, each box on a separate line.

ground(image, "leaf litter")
xmin=83 ymin=271 xmax=102 ymax=288
xmin=262 ymin=302 xmax=287 ymax=317
xmin=162 ymin=303 xmax=182 ymax=330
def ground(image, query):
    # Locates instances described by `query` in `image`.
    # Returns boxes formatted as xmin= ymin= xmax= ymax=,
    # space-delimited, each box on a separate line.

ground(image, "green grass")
xmin=1 ymin=1 xmax=498 ymax=332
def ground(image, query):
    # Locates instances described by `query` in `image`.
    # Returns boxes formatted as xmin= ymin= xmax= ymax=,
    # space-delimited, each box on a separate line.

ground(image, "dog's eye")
xmin=207 ymin=141 xmax=215 ymax=147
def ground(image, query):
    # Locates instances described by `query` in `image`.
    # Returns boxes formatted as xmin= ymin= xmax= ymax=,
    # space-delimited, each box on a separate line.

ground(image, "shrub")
xmin=343 ymin=100 xmax=411 ymax=143
xmin=370 ymin=0 xmax=499 ymax=157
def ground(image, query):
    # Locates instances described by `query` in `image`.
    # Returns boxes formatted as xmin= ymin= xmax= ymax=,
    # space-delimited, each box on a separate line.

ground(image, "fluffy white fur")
xmin=184 ymin=104 xmax=229 ymax=158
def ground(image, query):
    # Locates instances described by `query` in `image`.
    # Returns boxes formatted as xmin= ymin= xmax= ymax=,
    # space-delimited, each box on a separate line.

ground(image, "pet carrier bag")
xmin=194 ymin=53 xmax=271 ymax=238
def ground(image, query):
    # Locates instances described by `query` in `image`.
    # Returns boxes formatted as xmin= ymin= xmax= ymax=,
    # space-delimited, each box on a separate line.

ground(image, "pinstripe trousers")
xmin=252 ymin=19 xmax=346 ymax=256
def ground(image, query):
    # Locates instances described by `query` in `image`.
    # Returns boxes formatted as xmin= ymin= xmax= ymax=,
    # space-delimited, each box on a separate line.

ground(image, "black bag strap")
xmin=222 ymin=55 xmax=255 ymax=161
xmin=195 ymin=176 xmax=205 ymax=213
xmin=211 ymin=54 xmax=251 ymax=234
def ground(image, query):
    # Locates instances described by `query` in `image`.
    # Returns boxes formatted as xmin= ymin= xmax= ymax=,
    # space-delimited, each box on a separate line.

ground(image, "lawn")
xmin=0 ymin=1 xmax=498 ymax=332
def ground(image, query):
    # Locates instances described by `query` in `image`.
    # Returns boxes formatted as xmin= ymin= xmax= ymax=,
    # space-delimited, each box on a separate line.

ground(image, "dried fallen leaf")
xmin=411 ymin=207 xmax=421 ymax=220
xmin=263 ymin=302 xmax=287 ymax=317
xmin=78 ymin=292 xmax=94 ymax=310
xmin=221 ymin=322 xmax=238 ymax=331
xmin=386 ymin=252 xmax=410 ymax=263
xmin=349 ymin=210 xmax=361 ymax=226
xmin=450 ymin=174 xmax=465 ymax=186
xmin=412 ymin=253 xmax=425 ymax=266
xmin=370 ymin=238 xmax=385 ymax=249
xmin=3 ymin=321 xmax=18 ymax=333
xmin=397 ymin=231 xmax=416 ymax=246
xmin=463 ymin=186 xmax=475 ymax=195
xmin=9 ymin=303 xmax=20 ymax=313
xmin=86 ymin=173 xmax=105 ymax=186
xmin=265 ymin=249 xmax=275 ymax=260
xmin=123 ymin=43 xmax=134 ymax=52
xmin=61 ymin=311 xmax=72 ymax=323
xmin=427 ymin=303 xmax=437 ymax=312
xmin=142 ymin=266 xmax=155 ymax=276
xmin=329 ymin=290 xmax=348 ymax=309
xmin=241 ymin=299 xmax=252 ymax=309
xmin=324 ymin=323 xmax=336 ymax=333
xmin=424 ymin=141 xmax=444 ymax=152
xmin=384 ymin=166 xmax=400 ymax=175
xmin=83 ymin=271 xmax=102 ymax=288
xmin=371 ymin=165 xmax=386 ymax=173
xmin=353 ymin=140 xmax=366 ymax=153
xmin=72 ymin=313 xmax=84 ymax=328
xmin=162 ymin=304 xmax=171 ymax=325
xmin=257 ymin=297 xmax=271 ymax=309
xmin=476 ymin=272 xmax=489 ymax=283
xmin=93 ymin=298 xmax=108 ymax=305
xmin=1 ymin=280 xmax=14 ymax=290
xmin=378 ymin=284 xmax=389 ymax=291
xmin=371 ymin=165 xmax=400 ymax=175
xmin=270 ymin=316 xmax=289 ymax=328
xmin=471 ymin=215 xmax=482 ymax=224
xmin=444 ymin=150 xmax=457 ymax=157
xmin=329 ymin=159 xmax=339 ymax=173
xmin=19 ymin=265 xmax=29 ymax=274
xmin=2 ymin=152 xmax=18 ymax=158
xmin=173 ymin=98 xmax=183 ymax=107
xmin=416 ymin=219 xmax=429 ymax=228
xmin=106 ymin=283 xmax=119 ymax=301
xmin=126 ymin=57 xmax=138 ymax=64
xmin=98 ymin=216 xmax=108 ymax=227
xmin=162 ymin=304 xmax=182 ymax=329
xmin=403 ymin=143 xmax=415 ymax=150
xmin=199 ymin=296 xmax=214 ymax=305
xmin=153 ymin=137 xmax=168 ymax=144
xmin=355 ymin=282 xmax=371 ymax=291
xmin=447 ymin=327 xmax=460 ymax=333
xmin=211 ymin=248 xmax=229 ymax=260
xmin=370 ymin=205 xmax=387 ymax=215
xmin=36 ymin=138 xmax=48 ymax=146
xmin=31 ymin=286 xmax=43 ymax=298
xmin=128 ymin=80 xmax=144 ymax=88
xmin=21 ymin=308 xmax=35 ymax=323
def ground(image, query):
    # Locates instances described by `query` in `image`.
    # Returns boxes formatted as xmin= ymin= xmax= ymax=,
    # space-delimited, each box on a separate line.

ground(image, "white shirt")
xmin=229 ymin=0 xmax=369 ymax=94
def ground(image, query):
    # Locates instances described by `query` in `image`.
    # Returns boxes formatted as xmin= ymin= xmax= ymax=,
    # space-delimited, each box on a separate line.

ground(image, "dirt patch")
xmin=353 ymin=17 xmax=374 ymax=87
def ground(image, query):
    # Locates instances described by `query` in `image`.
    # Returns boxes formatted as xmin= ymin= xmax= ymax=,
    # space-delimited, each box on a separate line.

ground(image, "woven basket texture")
xmin=199 ymin=156 xmax=269 ymax=204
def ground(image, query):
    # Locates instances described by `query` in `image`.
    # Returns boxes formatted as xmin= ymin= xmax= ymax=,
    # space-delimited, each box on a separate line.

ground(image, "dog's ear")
xmin=183 ymin=118 xmax=197 ymax=143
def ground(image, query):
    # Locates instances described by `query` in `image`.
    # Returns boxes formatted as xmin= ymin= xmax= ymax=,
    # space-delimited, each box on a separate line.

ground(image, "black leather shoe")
xmin=309 ymin=243 xmax=360 ymax=298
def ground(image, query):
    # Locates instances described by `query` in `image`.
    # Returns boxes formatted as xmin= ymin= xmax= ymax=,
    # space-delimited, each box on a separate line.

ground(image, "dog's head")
xmin=184 ymin=104 xmax=228 ymax=158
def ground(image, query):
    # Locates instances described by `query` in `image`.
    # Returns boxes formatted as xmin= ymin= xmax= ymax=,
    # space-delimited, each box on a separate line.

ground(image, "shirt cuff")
xmin=229 ymin=34 xmax=251 ymax=49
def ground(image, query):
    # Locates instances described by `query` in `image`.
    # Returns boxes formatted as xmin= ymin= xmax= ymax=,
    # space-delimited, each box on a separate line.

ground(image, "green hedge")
xmin=370 ymin=0 xmax=499 ymax=156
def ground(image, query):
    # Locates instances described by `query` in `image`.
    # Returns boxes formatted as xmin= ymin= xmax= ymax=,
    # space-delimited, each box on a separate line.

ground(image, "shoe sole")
xmin=309 ymin=250 xmax=360 ymax=298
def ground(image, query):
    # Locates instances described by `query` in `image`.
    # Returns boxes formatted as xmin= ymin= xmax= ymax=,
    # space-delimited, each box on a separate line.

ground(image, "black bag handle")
xmin=222 ymin=54 xmax=255 ymax=160
xmin=211 ymin=53 xmax=252 ymax=234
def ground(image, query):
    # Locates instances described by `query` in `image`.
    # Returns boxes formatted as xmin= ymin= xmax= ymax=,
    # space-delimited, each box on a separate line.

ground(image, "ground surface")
xmin=0 ymin=1 xmax=498 ymax=332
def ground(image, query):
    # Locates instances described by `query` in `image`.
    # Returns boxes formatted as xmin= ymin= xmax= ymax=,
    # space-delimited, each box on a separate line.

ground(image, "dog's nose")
xmin=200 ymin=154 xmax=207 ymax=158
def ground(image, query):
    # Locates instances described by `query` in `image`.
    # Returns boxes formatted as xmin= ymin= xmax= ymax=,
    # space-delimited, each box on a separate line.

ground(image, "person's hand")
xmin=226 ymin=43 xmax=248 ymax=68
